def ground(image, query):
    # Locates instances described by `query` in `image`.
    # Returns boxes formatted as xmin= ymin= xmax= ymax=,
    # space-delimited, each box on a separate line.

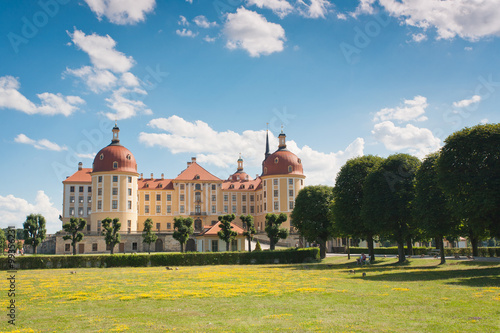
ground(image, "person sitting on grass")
xmin=357 ymin=253 xmax=367 ymax=265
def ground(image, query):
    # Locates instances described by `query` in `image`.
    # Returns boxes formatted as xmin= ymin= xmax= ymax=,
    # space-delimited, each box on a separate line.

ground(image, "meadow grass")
xmin=1 ymin=257 xmax=499 ymax=332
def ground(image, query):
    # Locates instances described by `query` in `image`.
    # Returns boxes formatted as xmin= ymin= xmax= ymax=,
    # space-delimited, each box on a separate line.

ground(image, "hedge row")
xmin=0 ymin=248 xmax=320 ymax=270
xmin=346 ymin=247 xmax=500 ymax=257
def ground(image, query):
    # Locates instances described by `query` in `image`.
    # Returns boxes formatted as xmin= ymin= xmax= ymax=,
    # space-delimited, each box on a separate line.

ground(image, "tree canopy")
xmin=173 ymin=217 xmax=194 ymax=253
xmin=62 ymin=217 xmax=87 ymax=255
xmin=218 ymin=214 xmax=238 ymax=251
xmin=331 ymin=156 xmax=384 ymax=261
xmin=23 ymin=214 xmax=47 ymax=254
xmin=437 ymin=123 xmax=500 ymax=255
xmin=265 ymin=213 xmax=289 ymax=251
xmin=292 ymin=185 xmax=335 ymax=259
xmin=101 ymin=217 xmax=121 ymax=255
xmin=361 ymin=154 xmax=421 ymax=263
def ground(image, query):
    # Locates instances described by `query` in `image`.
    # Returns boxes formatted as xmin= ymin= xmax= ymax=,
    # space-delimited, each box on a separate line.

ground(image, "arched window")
xmin=264 ymin=167 xmax=268 ymax=174
xmin=288 ymin=165 xmax=293 ymax=172
xmin=274 ymin=157 xmax=279 ymax=164
xmin=126 ymin=154 xmax=131 ymax=160
xmin=99 ymin=153 xmax=104 ymax=160
xmin=113 ymin=161 xmax=118 ymax=169
xmin=195 ymin=184 xmax=201 ymax=190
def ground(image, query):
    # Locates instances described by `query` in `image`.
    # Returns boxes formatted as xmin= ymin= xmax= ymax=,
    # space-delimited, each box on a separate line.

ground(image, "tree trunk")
xmin=435 ymin=237 xmax=440 ymax=249
xmin=73 ymin=242 xmax=76 ymax=255
xmin=470 ymin=233 xmax=479 ymax=257
xmin=33 ymin=245 xmax=37 ymax=255
xmin=397 ymin=237 xmax=405 ymax=263
xmin=406 ymin=238 xmax=413 ymax=256
xmin=148 ymin=243 xmax=151 ymax=255
xmin=180 ymin=243 xmax=184 ymax=253
xmin=248 ymin=237 xmax=252 ymax=253
xmin=319 ymin=239 xmax=326 ymax=259
xmin=367 ymin=234 xmax=375 ymax=262
xmin=270 ymin=239 xmax=275 ymax=251
xmin=438 ymin=235 xmax=446 ymax=265
xmin=226 ymin=241 xmax=230 ymax=252
xmin=346 ymin=237 xmax=350 ymax=260
xmin=110 ymin=244 xmax=114 ymax=255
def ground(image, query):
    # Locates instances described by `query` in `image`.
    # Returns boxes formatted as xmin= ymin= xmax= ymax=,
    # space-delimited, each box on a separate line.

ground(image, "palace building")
xmin=57 ymin=124 xmax=305 ymax=254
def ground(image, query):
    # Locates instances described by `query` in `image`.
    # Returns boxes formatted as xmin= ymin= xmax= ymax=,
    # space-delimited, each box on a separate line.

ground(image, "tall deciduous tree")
xmin=331 ymin=156 xmax=384 ymax=261
xmin=0 ymin=229 xmax=6 ymax=254
xmin=173 ymin=217 xmax=194 ymax=253
xmin=292 ymin=185 xmax=335 ymax=259
xmin=218 ymin=214 xmax=238 ymax=251
xmin=414 ymin=153 xmax=460 ymax=264
xmin=361 ymin=154 xmax=421 ymax=263
xmin=23 ymin=214 xmax=47 ymax=254
xmin=101 ymin=217 xmax=121 ymax=255
xmin=142 ymin=218 xmax=158 ymax=254
xmin=265 ymin=213 xmax=289 ymax=251
xmin=62 ymin=217 xmax=87 ymax=255
xmin=240 ymin=214 xmax=256 ymax=252
xmin=437 ymin=123 xmax=500 ymax=256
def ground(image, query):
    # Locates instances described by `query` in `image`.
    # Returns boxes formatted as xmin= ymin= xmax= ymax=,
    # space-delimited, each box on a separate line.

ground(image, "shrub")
xmin=0 ymin=248 xmax=320 ymax=270
xmin=254 ymin=240 xmax=262 ymax=252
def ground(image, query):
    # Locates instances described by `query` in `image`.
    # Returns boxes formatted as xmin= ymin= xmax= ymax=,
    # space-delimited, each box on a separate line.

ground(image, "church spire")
xmin=265 ymin=123 xmax=270 ymax=159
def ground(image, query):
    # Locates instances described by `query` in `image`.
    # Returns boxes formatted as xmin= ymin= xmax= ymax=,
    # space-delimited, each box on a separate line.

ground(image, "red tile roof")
xmin=201 ymin=221 xmax=245 ymax=236
xmin=221 ymin=178 xmax=261 ymax=191
xmin=93 ymin=144 xmax=138 ymax=174
xmin=63 ymin=168 xmax=92 ymax=183
xmin=138 ymin=178 xmax=174 ymax=190
xmin=175 ymin=162 xmax=221 ymax=181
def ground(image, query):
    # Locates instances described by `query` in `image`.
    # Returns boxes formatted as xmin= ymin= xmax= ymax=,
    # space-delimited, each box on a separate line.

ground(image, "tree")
xmin=0 ymin=229 xmax=6 ymax=255
xmin=361 ymin=154 xmax=421 ymax=263
xmin=254 ymin=240 xmax=262 ymax=251
xmin=101 ymin=217 xmax=121 ymax=255
xmin=414 ymin=153 xmax=460 ymax=264
xmin=331 ymin=156 xmax=384 ymax=261
xmin=437 ymin=124 xmax=500 ymax=256
xmin=292 ymin=185 xmax=335 ymax=259
xmin=142 ymin=218 xmax=158 ymax=254
xmin=240 ymin=214 xmax=256 ymax=252
xmin=218 ymin=214 xmax=238 ymax=251
xmin=265 ymin=213 xmax=289 ymax=251
xmin=173 ymin=217 xmax=194 ymax=253
xmin=62 ymin=217 xmax=87 ymax=255
xmin=23 ymin=214 xmax=47 ymax=254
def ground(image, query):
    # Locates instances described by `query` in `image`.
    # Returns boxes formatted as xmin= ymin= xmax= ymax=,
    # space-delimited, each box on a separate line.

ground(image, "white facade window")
xmin=112 ymin=200 xmax=118 ymax=209
xmin=274 ymin=202 xmax=279 ymax=210
xmin=69 ymin=207 xmax=75 ymax=216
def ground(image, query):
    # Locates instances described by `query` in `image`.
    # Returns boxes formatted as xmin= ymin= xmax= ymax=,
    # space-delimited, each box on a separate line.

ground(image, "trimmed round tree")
xmin=292 ymin=185 xmax=335 ymax=259
xmin=142 ymin=218 xmax=158 ymax=254
xmin=331 ymin=155 xmax=384 ymax=261
xmin=101 ymin=217 xmax=121 ymax=255
xmin=23 ymin=214 xmax=47 ymax=254
xmin=437 ymin=123 xmax=500 ymax=256
xmin=62 ymin=217 xmax=87 ymax=255
xmin=173 ymin=217 xmax=194 ymax=253
xmin=218 ymin=214 xmax=237 ymax=251
xmin=361 ymin=154 xmax=421 ymax=263
xmin=240 ymin=214 xmax=256 ymax=252
xmin=265 ymin=213 xmax=289 ymax=251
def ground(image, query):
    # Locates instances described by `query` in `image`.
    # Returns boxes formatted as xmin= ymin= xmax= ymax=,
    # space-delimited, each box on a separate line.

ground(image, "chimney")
xmin=187 ymin=162 xmax=192 ymax=166
xmin=161 ymin=173 xmax=164 ymax=180
xmin=151 ymin=173 xmax=154 ymax=179
xmin=78 ymin=162 xmax=83 ymax=171
xmin=140 ymin=173 xmax=143 ymax=179
xmin=191 ymin=157 xmax=196 ymax=163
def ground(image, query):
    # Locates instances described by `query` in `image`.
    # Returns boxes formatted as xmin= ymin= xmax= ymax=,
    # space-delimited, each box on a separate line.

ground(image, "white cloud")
xmin=14 ymin=134 xmax=67 ymax=151
xmin=224 ymin=7 xmax=286 ymax=57
xmin=103 ymin=87 xmax=152 ymax=120
xmin=372 ymin=121 xmax=441 ymax=158
xmin=204 ymin=35 xmax=216 ymax=43
xmin=297 ymin=0 xmax=331 ymax=19
xmin=64 ymin=66 xmax=118 ymax=93
xmin=351 ymin=0 xmax=376 ymax=17
xmin=176 ymin=29 xmax=198 ymax=38
xmin=186 ymin=0 xmax=193 ymax=3
xmin=464 ymin=46 xmax=473 ymax=51
xmin=0 ymin=76 xmax=85 ymax=116
xmin=246 ymin=0 xmax=294 ymax=19
xmin=374 ymin=95 xmax=428 ymax=122
xmin=76 ymin=153 xmax=97 ymax=159
xmin=412 ymin=32 xmax=427 ymax=42
xmin=68 ymin=29 xmax=135 ymax=73
xmin=178 ymin=15 xmax=189 ymax=26
xmin=121 ymin=72 xmax=141 ymax=87
xmin=84 ymin=0 xmax=156 ymax=25
xmin=139 ymin=115 xmax=365 ymax=185
xmin=337 ymin=13 xmax=347 ymax=20
xmin=377 ymin=0 xmax=500 ymax=41
xmin=0 ymin=191 xmax=61 ymax=234
xmin=193 ymin=15 xmax=217 ymax=28
xmin=453 ymin=95 xmax=481 ymax=108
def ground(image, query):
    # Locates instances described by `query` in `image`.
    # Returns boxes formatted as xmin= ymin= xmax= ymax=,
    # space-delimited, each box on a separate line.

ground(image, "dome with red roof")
xmin=262 ymin=131 xmax=303 ymax=176
xmin=92 ymin=125 xmax=138 ymax=174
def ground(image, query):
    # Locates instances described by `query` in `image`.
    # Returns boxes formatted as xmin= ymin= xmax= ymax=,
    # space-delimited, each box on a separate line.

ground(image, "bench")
xmin=427 ymin=249 xmax=440 ymax=257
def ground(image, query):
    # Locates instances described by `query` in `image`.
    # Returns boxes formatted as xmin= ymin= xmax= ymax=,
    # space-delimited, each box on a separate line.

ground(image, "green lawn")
xmin=1 ymin=257 xmax=499 ymax=332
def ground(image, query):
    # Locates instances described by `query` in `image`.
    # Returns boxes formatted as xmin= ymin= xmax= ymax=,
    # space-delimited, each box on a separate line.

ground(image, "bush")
xmin=349 ymin=247 xmax=499 ymax=257
xmin=0 ymin=248 xmax=320 ymax=270
xmin=254 ymin=240 xmax=262 ymax=252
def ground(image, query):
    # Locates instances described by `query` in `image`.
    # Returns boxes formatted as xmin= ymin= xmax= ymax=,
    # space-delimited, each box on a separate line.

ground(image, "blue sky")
xmin=1 ymin=0 xmax=499 ymax=233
